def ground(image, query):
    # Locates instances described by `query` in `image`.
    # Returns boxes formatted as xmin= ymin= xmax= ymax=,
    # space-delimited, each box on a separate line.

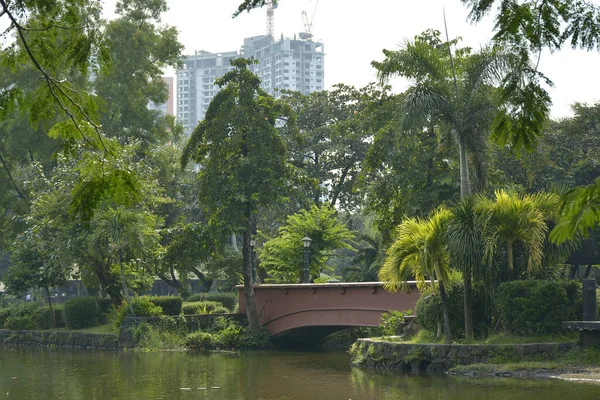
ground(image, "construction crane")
xmin=300 ymin=0 xmax=319 ymax=41
xmin=266 ymin=0 xmax=278 ymax=38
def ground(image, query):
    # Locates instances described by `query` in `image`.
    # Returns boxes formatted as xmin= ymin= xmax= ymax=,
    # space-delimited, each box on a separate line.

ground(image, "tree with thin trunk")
xmin=182 ymin=58 xmax=296 ymax=332
xmin=372 ymin=30 xmax=550 ymax=339
xmin=379 ymin=207 xmax=453 ymax=343
xmin=89 ymin=207 xmax=160 ymax=316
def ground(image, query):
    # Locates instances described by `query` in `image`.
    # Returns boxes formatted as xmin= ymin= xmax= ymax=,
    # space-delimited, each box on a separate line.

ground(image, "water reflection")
xmin=0 ymin=348 xmax=598 ymax=400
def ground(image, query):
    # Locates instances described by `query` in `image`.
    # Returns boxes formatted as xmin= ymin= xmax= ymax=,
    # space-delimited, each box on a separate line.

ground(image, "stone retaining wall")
xmin=350 ymin=338 xmax=577 ymax=372
xmin=0 ymin=329 xmax=120 ymax=349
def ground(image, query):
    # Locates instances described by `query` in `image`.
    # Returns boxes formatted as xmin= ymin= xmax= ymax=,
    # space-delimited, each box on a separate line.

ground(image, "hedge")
xmin=416 ymin=282 xmax=466 ymax=336
xmin=182 ymin=301 xmax=228 ymax=315
xmin=147 ymin=296 xmax=182 ymax=315
xmin=496 ymin=280 xmax=582 ymax=335
xmin=34 ymin=306 xmax=65 ymax=329
xmin=186 ymin=293 xmax=237 ymax=310
xmin=415 ymin=281 xmax=491 ymax=338
xmin=0 ymin=303 xmax=65 ymax=330
xmin=64 ymin=296 xmax=113 ymax=329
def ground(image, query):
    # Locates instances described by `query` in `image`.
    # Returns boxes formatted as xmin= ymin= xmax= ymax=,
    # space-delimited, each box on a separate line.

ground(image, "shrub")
xmin=64 ymin=297 xmax=103 ymax=329
xmin=4 ymin=315 xmax=36 ymax=330
xmin=148 ymin=296 xmax=182 ymax=315
xmin=115 ymin=297 xmax=163 ymax=328
xmin=96 ymin=298 xmax=114 ymax=324
xmin=496 ymin=280 xmax=582 ymax=336
xmin=185 ymin=331 xmax=216 ymax=350
xmin=212 ymin=317 xmax=271 ymax=350
xmin=416 ymin=282 xmax=465 ymax=336
xmin=34 ymin=306 xmax=65 ymax=329
xmin=186 ymin=292 xmax=237 ymax=310
xmin=379 ymin=310 xmax=409 ymax=337
xmin=182 ymin=301 xmax=226 ymax=315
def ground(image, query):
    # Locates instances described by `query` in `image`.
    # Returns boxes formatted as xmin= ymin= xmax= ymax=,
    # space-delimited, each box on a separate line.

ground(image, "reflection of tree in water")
xmin=3 ymin=349 xmax=600 ymax=399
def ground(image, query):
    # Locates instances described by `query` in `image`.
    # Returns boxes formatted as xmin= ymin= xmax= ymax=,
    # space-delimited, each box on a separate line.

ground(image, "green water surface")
xmin=1 ymin=348 xmax=598 ymax=399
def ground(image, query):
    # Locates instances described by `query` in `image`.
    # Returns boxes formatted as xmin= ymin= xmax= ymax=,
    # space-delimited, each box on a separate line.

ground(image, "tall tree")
xmin=182 ymin=58 xmax=296 ymax=332
xmin=280 ymin=84 xmax=388 ymax=210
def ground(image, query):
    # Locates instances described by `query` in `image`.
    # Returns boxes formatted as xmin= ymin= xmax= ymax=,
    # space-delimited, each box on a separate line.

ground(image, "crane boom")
xmin=266 ymin=0 xmax=277 ymax=38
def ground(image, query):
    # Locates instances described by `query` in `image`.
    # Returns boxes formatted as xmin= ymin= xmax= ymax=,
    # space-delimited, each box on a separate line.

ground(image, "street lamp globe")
xmin=302 ymin=236 xmax=312 ymax=248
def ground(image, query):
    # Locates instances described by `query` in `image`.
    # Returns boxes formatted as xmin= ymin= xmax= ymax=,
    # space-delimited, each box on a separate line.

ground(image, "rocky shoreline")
xmin=448 ymin=365 xmax=600 ymax=384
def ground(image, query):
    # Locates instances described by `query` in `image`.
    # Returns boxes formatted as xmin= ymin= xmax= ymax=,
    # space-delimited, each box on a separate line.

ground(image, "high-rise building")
xmin=177 ymin=35 xmax=324 ymax=135
xmin=149 ymin=76 xmax=174 ymax=116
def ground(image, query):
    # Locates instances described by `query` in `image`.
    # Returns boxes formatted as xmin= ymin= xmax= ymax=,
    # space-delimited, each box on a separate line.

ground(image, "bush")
xmin=185 ymin=331 xmax=216 ymax=350
xmin=416 ymin=282 xmax=466 ymax=336
xmin=96 ymin=298 xmax=114 ymax=324
xmin=497 ymin=280 xmax=582 ymax=335
xmin=182 ymin=301 xmax=226 ymax=315
xmin=3 ymin=315 xmax=36 ymax=330
xmin=186 ymin=292 xmax=237 ymax=310
xmin=148 ymin=296 xmax=182 ymax=315
xmin=115 ymin=297 xmax=163 ymax=328
xmin=64 ymin=297 xmax=104 ymax=329
xmin=34 ymin=306 xmax=65 ymax=330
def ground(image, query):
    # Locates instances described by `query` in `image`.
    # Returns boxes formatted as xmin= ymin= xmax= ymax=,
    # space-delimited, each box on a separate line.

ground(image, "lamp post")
xmin=250 ymin=237 xmax=257 ymax=285
xmin=302 ymin=235 xmax=312 ymax=283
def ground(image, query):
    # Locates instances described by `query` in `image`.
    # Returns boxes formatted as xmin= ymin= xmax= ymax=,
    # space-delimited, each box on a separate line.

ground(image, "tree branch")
xmin=0 ymin=0 xmax=108 ymax=153
xmin=0 ymin=151 xmax=26 ymax=199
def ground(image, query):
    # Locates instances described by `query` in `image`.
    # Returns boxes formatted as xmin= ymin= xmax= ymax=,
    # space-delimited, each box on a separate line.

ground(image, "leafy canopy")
xmin=261 ymin=205 xmax=355 ymax=283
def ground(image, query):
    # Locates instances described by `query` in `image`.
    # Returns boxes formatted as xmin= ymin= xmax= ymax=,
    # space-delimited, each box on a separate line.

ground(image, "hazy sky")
xmin=103 ymin=0 xmax=600 ymax=118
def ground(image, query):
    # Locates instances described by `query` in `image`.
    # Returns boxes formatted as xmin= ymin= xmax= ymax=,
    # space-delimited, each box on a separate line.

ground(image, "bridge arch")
xmin=238 ymin=282 xmax=421 ymax=335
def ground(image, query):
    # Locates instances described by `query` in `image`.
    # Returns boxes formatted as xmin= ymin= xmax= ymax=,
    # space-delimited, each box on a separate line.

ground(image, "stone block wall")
xmin=0 ymin=329 xmax=120 ymax=349
xmin=350 ymin=338 xmax=577 ymax=372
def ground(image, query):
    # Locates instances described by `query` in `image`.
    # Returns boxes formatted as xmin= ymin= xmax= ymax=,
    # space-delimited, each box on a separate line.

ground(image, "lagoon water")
xmin=1 ymin=348 xmax=599 ymax=399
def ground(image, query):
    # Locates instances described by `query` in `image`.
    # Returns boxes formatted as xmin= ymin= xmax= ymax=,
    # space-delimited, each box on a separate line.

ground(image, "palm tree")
xmin=373 ymin=31 xmax=502 ymax=340
xmin=475 ymin=189 xmax=561 ymax=276
xmin=379 ymin=208 xmax=453 ymax=343
xmin=446 ymin=198 xmax=483 ymax=340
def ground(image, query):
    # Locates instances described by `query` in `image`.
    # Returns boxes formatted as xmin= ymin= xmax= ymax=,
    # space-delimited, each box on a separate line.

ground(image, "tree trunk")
xmin=243 ymin=207 xmax=260 ymax=332
xmin=463 ymin=272 xmax=474 ymax=340
xmin=458 ymin=134 xmax=474 ymax=339
xmin=458 ymin=135 xmax=472 ymax=198
xmin=507 ymin=242 xmax=514 ymax=271
xmin=119 ymin=256 xmax=135 ymax=316
xmin=439 ymin=280 xmax=452 ymax=344
xmin=44 ymin=286 xmax=56 ymax=329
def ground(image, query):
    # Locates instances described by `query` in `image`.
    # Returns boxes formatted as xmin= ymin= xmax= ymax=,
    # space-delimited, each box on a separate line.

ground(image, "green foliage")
xmin=147 ymin=296 xmax=182 ymax=315
xmin=34 ymin=306 xmax=66 ymax=330
xmin=185 ymin=317 xmax=271 ymax=351
xmin=280 ymin=84 xmax=389 ymax=210
xmin=115 ymin=296 xmax=163 ymax=328
xmin=464 ymin=1 xmax=600 ymax=52
xmin=182 ymin=301 xmax=227 ymax=315
xmin=496 ymin=280 xmax=582 ymax=335
xmin=181 ymin=57 xmax=295 ymax=229
xmin=261 ymin=204 xmax=355 ymax=283
xmin=379 ymin=310 xmax=409 ymax=337
xmin=380 ymin=207 xmax=452 ymax=292
xmin=416 ymin=282 xmax=467 ymax=337
xmin=3 ymin=315 xmax=36 ymax=330
xmin=64 ymin=297 xmax=110 ymax=330
xmin=476 ymin=189 xmax=562 ymax=273
xmin=186 ymin=293 xmax=238 ymax=310
xmin=185 ymin=331 xmax=216 ymax=349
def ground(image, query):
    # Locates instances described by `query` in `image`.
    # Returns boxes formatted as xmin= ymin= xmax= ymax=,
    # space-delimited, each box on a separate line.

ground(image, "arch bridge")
xmin=237 ymin=282 xmax=420 ymax=336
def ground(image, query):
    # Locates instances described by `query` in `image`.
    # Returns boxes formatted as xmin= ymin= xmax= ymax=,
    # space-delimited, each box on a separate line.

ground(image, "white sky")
xmin=101 ymin=0 xmax=600 ymax=119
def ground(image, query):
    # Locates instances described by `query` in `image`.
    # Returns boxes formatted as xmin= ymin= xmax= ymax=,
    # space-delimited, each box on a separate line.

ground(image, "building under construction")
xmin=176 ymin=3 xmax=325 ymax=134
